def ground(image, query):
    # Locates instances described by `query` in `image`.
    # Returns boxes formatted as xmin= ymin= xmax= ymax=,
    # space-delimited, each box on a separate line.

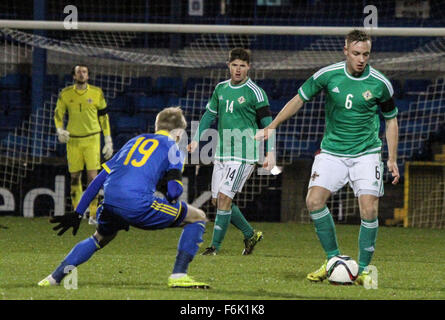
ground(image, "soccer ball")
xmin=326 ymin=255 xmax=359 ymax=285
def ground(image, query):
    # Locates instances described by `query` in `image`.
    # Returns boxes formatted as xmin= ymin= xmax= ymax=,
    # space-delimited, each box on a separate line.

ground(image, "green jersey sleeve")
xmin=252 ymin=86 xmax=270 ymax=110
xmin=377 ymin=74 xmax=398 ymax=120
xmin=298 ymin=72 xmax=326 ymax=102
xmin=206 ymin=87 xmax=219 ymax=114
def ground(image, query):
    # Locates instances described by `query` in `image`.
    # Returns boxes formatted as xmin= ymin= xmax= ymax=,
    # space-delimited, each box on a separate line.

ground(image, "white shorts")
xmin=308 ymin=152 xmax=384 ymax=197
xmin=211 ymin=160 xmax=255 ymax=199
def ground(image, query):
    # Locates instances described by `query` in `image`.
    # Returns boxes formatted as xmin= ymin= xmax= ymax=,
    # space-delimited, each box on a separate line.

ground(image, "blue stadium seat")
xmin=93 ymin=74 xmax=123 ymax=89
xmin=269 ymin=99 xmax=287 ymax=113
xmin=0 ymin=89 xmax=24 ymax=107
xmin=113 ymin=115 xmax=147 ymax=133
xmin=394 ymin=99 xmax=410 ymax=113
xmin=114 ymin=132 xmax=135 ymax=150
xmin=108 ymin=94 xmax=128 ymax=113
xmin=391 ymin=79 xmax=403 ymax=98
xmin=0 ymin=73 xmax=29 ymax=90
xmin=61 ymin=74 xmax=73 ymax=87
xmin=140 ymin=112 xmax=158 ymax=130
xmin=1 ymin=134 xmax=30 ymax=154
xmin=254 ymin=79 xmax=276 ymax=99
xmin=166 ymin=96 xmax=180 ymax=107
xmin=404 ymin=79 xmax=432 ymax=95
xmin=127 ymin=77 xmax=152 ymax=94
xmin=276 ymin=79 xmax=305 ymax=99
xmin=154 ymin=77 xmax=183 ymax=96
xmin=44 ymin=74 xmax=60 ymax=92
xmin=185 ymin=77 xmax=204 ymax=93
xmin=134 ymin=95 xmax=166 ymax=112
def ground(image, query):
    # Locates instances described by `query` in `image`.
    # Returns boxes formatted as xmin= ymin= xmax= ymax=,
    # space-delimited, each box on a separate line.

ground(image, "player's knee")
xmin=197 ymin=208 xmax=207 ymax=222
xmin=306 ymin=195 xmax=325 ymax=212
xmin=217 ymin=192 xmax=232 ymax=210
xmin=187 ymin=206 xmax=208 ymax=223
xmin=93 ymin=231 xmax=116 ymax=248
xmin=70 ymin=173 xmax=81 ymax=185
xmin=360 ymin=204 xmax=378 ymax=220
xmin=86 ymin=170 xmax=97 ymax=183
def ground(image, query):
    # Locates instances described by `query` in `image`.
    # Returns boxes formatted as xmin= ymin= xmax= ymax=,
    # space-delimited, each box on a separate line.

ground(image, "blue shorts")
xmin=96 ymin=197 xmax=188 ymax=236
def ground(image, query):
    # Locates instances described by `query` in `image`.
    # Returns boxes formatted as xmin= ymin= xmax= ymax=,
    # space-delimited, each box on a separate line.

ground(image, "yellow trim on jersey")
xmin=102 ymin=163 xmax=111 ymax=173
xmin=155 ymin=130 xmax=171 ymax=137
xmin=152 ymin=204 xmax=178 ymax=215
xmin=174 ymin=202 xmax=183 ymax=221
xmin=151 ymin=201 xmax=179 ymax=216
xmin=174 ymin=179 xmax=183 ymax=187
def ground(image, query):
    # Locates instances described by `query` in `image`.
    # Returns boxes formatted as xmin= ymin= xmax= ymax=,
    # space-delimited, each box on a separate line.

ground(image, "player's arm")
xmin=98 ymin=89 xmax=113 ymax=159
xmin=255 ymin=94 xmax=305 ymax=141
xmin=50 ymin=169 xmax=108 ymax=236
xmin=163 ymin=144 xmax=186 ymax=202
xmin=256 ymin=104 xmax=276 ymax=169
xmin=187 ymin=94 xmax=218 ymax=153
xmin=380 ymin=98 xmax=400 ymax=185
xmin=256 ymin=71 xmax=324 ymax=141
xmin=54 ymin=93 xmax=70 ymax=143
xmin=75 ymin=169 xmax=108 ymax=215
xmin=164 ymin=169 xmax=184 ymax=202
xmin=99 ymin=111 xmax=113 ymax=160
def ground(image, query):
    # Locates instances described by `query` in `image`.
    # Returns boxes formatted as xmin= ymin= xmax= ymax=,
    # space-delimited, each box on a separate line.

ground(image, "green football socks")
xmin=230 ymin=204 xmax=254 ymax=240
xmin=310 ymin=206 xmax=340 ymax=259
xmin=211 ymin=209 xmax=232 ymax=251
xmin=358 ymin=218 xmax=378 ymax=274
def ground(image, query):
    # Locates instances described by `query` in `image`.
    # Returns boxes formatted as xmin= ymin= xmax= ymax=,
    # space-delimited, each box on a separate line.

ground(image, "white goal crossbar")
xmin=0 ymin=20 xmax=444 ymax=36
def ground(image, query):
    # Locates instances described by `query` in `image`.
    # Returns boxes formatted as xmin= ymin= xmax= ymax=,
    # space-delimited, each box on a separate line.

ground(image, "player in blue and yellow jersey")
xmin=39 ymin=107 xmax=210 ymax=289
xmin=54 ymin=64 xmax=113 ymax=225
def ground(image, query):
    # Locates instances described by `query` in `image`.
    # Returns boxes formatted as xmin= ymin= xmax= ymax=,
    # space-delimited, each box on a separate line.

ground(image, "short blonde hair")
xmin=155 ymin=106 xmax=187 ymax=132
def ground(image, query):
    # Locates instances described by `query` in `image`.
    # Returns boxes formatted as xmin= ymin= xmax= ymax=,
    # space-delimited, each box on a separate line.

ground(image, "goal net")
xmin=402 ymin=162 xmax=445 ymax=229
xmin=0 ymin=0 xmax=444 ymax=222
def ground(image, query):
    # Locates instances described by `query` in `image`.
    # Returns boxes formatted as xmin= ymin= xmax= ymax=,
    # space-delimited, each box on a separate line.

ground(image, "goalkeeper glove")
xmin=56 ymin=128 xmax=70 ymax=143
xmin=50 ymin=211 xmax=82 ymax=236
xmin=102 ymin=136 xmax=113 ymax=160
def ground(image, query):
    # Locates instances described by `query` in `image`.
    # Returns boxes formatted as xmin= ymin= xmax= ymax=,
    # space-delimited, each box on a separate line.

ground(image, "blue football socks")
xmin=172 ymin=221 xmax=206 ymax=274
xmin=51 ymin=236 xmax=101 ymax=283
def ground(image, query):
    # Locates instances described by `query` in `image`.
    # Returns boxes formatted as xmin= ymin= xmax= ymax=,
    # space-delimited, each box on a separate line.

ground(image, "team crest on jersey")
xmin=87 ymin=98 xmax=93 ymax=104
xmin=219 ymin=95 xmax=223 ymax=100
xmin=362 ymin=90 xmax=373 ymax=101
xmin=237 ymin=96 xmax=246 ymax=104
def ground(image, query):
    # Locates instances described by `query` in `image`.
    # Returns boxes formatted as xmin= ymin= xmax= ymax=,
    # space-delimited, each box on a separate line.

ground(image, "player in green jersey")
xmin=187 ymin=48 xmax=275 ymax=255
xmin=256 ymin=30 xmax=400 ymax=286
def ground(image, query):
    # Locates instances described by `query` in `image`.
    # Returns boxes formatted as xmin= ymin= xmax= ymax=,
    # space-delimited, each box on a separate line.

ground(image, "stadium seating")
xmin=275 ymin=79 xmax=305 ymax=100
xmin=153 ymin=77 xmax=183 ymax=97
xmin=44 ymin=74 xmax=60 ymax=93
xmin=0 ymin=73 xmax=29 ymax=90
xmin=404 ymin=79 xmax=432 ymax=96
xmin=126 ymin=77 xmax=152 ymax=94
xmin=0 ymin=90 xmax=25 ymax=108
xmin=391 ymin=79 xmax=403 ymax=99
xmin=254 ymin=79 xmax=276 ymax=99
xmin=0 ymin=71 xmax=440 ymax=163
xmin=112 ymin=115 xmax=147 ymax=133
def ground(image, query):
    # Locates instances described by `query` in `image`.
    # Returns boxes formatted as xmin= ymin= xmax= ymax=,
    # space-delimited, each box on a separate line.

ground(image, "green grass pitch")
xmin=1 ymin=216 xmax=445 ymax=300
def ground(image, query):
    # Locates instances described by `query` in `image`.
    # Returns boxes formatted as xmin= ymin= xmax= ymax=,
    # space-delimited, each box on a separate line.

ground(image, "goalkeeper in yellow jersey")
xmin=54 ymin=64 xmax=113 ymax=225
